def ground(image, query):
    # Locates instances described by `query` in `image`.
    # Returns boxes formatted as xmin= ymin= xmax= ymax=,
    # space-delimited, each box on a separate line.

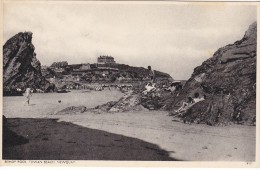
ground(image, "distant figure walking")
xmin=148 ymin=66 xmax=155 ymax=83
xmin=24 ymin=88 xmax=32 ymax=105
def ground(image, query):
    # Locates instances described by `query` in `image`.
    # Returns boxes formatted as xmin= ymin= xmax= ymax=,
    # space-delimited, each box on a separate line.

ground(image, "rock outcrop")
xmin=168 ymin=22 xmax=257 ymax=125
xmin=3 ymin=32 xmax=49 ymax=92
xmin=56 ymin=105 xmax=87 ymax=115
xmin=56 ymin=90 xmax=148 ymax=115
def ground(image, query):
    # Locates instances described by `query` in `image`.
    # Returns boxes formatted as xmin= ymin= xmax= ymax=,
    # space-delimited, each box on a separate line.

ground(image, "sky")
xmin=3 ymin=2 xmax=257 ymax=80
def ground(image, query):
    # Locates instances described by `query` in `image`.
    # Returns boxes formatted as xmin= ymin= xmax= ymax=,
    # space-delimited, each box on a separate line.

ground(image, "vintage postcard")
xmin=0 ymin=1 xmax=259 ymax=168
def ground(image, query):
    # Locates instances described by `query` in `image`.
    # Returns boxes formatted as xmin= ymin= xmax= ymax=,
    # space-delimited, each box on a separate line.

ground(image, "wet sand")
xmin=3 ymin=90 xmax=256 ymax=161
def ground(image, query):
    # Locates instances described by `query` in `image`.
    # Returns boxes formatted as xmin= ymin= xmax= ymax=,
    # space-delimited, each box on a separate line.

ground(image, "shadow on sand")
xmin=3 ymin=118 xmax=179 ymax=160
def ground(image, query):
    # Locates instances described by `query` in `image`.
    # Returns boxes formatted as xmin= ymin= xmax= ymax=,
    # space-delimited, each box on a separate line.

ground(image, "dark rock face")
xmin=169 ymin=22 xmax=257 ymax=125
xmin=3 ymin=32 xmax=49 ymax=92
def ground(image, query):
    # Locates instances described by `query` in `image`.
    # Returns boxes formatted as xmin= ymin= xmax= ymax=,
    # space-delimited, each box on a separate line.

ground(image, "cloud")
xmin=3 ymin=2 xmax=257 ymax=79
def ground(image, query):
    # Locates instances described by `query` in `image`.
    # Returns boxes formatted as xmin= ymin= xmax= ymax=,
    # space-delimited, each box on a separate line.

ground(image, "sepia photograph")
xmin=1 ymin=1 xmax=259 ymax=167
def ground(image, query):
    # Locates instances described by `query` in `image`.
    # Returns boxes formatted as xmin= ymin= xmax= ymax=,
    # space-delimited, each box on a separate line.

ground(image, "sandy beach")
xmin=3 ymin=90 xmax=256 ymax=161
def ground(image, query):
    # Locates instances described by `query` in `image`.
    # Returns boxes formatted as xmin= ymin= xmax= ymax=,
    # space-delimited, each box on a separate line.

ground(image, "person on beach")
xmin=148 ymin=66 xmax=155 ymax=83
xmin=193 ymin=92 xmax=206 ymax=103
xmin=175 ymin=97 xmax=194 ymax=114
xmin=166 ymin=82 xmax=176 ymax=94
xmin=175 ymin=93 xmax=206 ymax=115
xmin=24 ymin=87 xmax=32 ymax=105
xmin=142 ymin=82 xmax=156 ymax=95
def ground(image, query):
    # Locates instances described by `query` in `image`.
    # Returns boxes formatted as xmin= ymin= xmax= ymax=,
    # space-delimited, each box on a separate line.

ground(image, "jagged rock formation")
xmin=168 ymin=22 xmax=257 ymax=125
xmin=91 ymin=92 xmax=147 ymax=113
xmin=3 ymin=32 xmax=49 ymax=92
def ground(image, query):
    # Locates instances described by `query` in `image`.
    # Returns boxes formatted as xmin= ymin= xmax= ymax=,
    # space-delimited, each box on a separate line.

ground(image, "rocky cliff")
xmin=3 ymin=32 xmax=49 ymax=92
xmin=168 ymin=22 xmax=257 ymax=125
